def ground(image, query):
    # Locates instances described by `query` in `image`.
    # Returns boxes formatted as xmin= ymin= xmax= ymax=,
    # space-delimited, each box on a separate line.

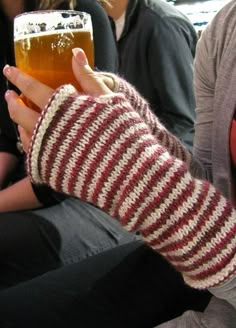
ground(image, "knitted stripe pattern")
xmin=28 ymin=83 xmax=236 ymax=290
xmin=116 ymin=77 xmax=192 ymax=164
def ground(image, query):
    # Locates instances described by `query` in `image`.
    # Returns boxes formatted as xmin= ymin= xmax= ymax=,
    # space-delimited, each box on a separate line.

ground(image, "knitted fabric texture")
xmin=116 ymin=77 xmax=192 ymax=164
xmin=27 ymin=82 xmax=236 ymax=290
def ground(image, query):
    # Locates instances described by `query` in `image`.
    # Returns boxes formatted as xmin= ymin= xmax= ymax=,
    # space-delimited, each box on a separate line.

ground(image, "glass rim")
xmin=14 ymin=10 xmax=93 ymax=40
xmin=14 ymin=10 xmax=91 ymax=20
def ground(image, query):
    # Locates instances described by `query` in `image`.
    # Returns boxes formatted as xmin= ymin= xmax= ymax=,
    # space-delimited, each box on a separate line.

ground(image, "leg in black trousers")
xmin=0 ymin=240 xmax=211 ymax=328
xmin=0 ymin=201 xmax=137 ymax=289
xmin=0 ymin=211 xmax=62 ymax=289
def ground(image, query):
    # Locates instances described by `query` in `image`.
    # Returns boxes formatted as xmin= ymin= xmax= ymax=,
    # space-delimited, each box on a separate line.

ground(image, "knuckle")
xmin=8 ymin=104 xmax=18 ymax=121
xmin=13 ymin=69 xmax=36 ymax=96
xmin=8 ymin=97 xmax=23 ymax=121
xmin=21 ymin=78 xmax=35 ymax=95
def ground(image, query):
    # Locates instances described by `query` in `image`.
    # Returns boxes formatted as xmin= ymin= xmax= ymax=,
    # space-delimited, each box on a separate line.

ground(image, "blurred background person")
xmin=101 ymin=0 xmax=197 ymax=151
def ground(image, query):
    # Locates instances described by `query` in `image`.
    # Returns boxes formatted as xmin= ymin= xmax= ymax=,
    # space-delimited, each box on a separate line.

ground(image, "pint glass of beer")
xmin=14 ymin=10 xmax=94 ymax=92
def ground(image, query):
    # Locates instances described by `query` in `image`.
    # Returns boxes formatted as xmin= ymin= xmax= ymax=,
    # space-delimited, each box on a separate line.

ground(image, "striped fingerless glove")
xmin=114 ymin=75 xmax=192 ymax=164
xmin=28 ymin=83 xmax=236 ymax=290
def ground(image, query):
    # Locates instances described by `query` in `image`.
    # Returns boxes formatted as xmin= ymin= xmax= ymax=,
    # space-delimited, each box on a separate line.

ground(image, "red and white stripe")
xmin=28 ymin=82 xmax=236 ymax=290
xmin=117 ymin=77 xmax=192 ymax=164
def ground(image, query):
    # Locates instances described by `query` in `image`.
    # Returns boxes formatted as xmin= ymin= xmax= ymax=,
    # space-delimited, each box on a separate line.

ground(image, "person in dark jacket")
xmin=0 ymin=0 xmax=136 ymax=288
xmin=102 ymin=0 xmax=197 ymax=151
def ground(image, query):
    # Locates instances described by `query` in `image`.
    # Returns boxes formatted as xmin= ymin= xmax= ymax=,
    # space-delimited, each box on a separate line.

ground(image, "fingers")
xmin=18 ymin=126 xmax=32 ymax=153
xmin=3 ymin=49 xmax=115 ymax=133
xmin=5 ymin=90 xmax=40 ymax=134
xmin=72 ymin=48 xmax=113 ymax=96
xmin=3 ymin=49 xmax=115 ymax=109
xmin=3 ymin=65 xmax=54 ymax=110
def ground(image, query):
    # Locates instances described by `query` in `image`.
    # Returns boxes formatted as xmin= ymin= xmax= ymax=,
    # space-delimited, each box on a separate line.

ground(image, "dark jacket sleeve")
xmin=148 ymin=15 xmax=197 ymax=151
xmin=74 ymin=0 xmax=118 ymax=72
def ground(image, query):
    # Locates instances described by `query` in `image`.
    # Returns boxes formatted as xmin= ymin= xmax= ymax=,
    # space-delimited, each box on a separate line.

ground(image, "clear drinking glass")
xmin=14 ymin=10 xmax=94 ymax=91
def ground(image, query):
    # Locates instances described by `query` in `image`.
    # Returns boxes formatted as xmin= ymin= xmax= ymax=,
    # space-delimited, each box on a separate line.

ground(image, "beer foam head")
xmin=14 ymin=10 xmax=93 ymax=40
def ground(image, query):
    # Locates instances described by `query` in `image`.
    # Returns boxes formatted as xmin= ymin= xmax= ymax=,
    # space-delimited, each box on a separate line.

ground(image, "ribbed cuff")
xmin=28 ymin=84 xmax=78 ymax=185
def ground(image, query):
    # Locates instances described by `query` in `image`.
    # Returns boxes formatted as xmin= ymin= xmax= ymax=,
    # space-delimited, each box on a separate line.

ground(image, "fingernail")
xmin=72 ymin=48 xmax=88 ymax=66
xmin=3 ymin=64 xmax=11 ymax=77
xmin=18 ymin=125 xmax=23 ymax=134
xmin=4 ymin=90 xmax=12 ymax=100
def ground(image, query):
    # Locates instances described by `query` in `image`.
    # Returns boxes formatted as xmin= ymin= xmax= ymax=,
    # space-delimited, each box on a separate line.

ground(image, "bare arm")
xmin=0 ymin=152 xmax=19 ymax=189
xmin=0 ymin=176 xmax=42 ymax=212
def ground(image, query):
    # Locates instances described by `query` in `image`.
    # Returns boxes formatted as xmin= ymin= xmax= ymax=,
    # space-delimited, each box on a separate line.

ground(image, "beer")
xmin=14 ymin=30 xmax=94 ymax=90
xmin=14 ymin=11 xmax=94 ymax=92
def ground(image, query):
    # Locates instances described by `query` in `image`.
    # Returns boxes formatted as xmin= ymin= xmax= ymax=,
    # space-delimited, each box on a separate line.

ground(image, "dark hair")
xmin=37 ymin=0 xmax=76 ymax=9
xmin=38 ymin=0 xmax=112 ymax=10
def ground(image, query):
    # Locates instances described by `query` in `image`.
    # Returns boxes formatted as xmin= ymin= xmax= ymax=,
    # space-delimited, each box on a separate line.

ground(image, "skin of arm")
xmin=0 ymin=148 xmax=43 ymax=211
xmin=0 ymin=152 xmax=19 ymax=189
xmin=0 ymin=0 xmax=24 ymax=20
xmin=0 ymin=176 xmax=42 ymax=212
xmin=0 ymin=148 xmax=43 ymax=212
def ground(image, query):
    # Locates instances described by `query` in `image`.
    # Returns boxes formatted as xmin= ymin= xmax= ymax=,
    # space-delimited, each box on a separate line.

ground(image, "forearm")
xmin=0 ymin=152 xmax=19 ymax=189
xmin=28 ymin=85 xmax=236 ymax=290
xmin=0 ymin=176 xmax=42 ymax=212
xmin=114 ymin=76 xmax=192 ymax=165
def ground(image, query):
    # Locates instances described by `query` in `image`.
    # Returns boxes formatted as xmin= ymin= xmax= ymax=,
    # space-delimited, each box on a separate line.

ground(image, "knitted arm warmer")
xmin=28 ymin=84 xmax=236 ymax=290
xmin=113 ymin=75 xmax=192 ymax=164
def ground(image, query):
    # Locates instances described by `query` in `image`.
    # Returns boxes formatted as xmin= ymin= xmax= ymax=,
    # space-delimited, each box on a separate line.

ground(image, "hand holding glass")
xmin=14 ymin=10 xmax=94 ymax=92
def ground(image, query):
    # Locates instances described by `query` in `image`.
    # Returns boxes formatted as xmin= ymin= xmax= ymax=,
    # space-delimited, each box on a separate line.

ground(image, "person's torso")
xmin=117 ymin=0 xmax=196 ymax=117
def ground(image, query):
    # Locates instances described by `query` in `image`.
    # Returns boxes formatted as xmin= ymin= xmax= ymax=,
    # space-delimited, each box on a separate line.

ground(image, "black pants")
xmin=0 ymin=199 xmax=137 ymax=289
xmin=0 ymin=240 xmax=211 ymax=328
xmin=0 ymin=211 xmax=63 ymax=289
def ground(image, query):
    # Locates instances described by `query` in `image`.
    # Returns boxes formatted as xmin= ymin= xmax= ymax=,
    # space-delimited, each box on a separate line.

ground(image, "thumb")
xmin=72 ymin=48 xmax=112 ymax=96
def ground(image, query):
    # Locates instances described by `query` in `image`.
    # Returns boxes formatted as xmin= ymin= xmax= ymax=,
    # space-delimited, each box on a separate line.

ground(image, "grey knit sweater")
xmin=192 ymin=0 xmax=236 ymax=202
